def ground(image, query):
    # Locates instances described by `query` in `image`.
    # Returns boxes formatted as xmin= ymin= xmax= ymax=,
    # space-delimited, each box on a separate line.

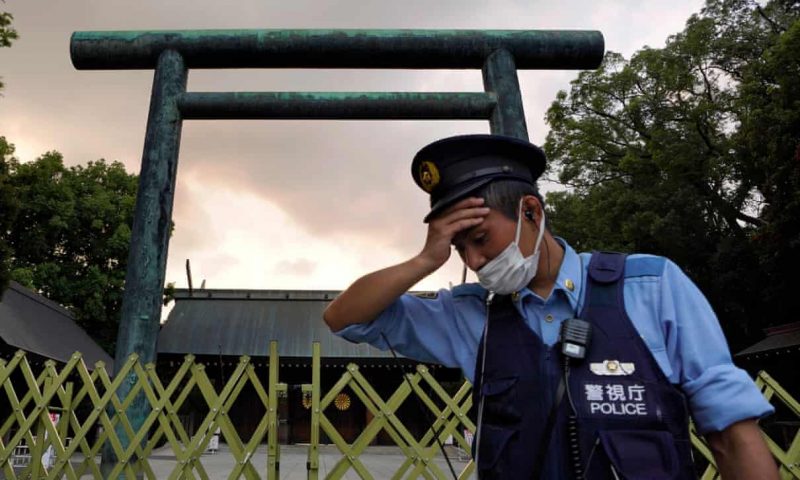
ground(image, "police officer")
xmin=323 ymin=134 xmax=778 ymax=479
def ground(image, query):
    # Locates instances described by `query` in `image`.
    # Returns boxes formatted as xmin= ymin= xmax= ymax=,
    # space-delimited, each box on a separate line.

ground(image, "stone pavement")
xmin=147 ymin=443 xmax=474 ymax=479
xmin=4 ymin=443 xmax=474 ymax=479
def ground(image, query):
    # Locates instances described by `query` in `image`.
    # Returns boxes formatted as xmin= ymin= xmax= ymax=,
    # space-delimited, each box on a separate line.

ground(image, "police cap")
xmin=411 ymin=134 xmax=546 ymax=222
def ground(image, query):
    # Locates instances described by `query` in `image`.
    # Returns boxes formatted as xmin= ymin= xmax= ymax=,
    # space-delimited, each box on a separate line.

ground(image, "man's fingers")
xmin=447 ymin=216 xmax=485 ymax=236
xmin=428 ymin=198 xmax=489 ymax=243
xmin=432 ymin=198 xmax=489 ymax=226
xmin=440 ymin=196 xmax=485 ymax=217
xmin=425 ymin=197 xmax=488 ymax=250
xmin=439 ymin=206 xmax=489 ymax=227
xmin=420 ymin=199 xmax=486 ymax=268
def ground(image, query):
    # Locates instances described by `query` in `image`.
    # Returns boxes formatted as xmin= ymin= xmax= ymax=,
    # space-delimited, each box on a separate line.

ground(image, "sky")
xmin=0 ymin=0 xmax=706 ymax=296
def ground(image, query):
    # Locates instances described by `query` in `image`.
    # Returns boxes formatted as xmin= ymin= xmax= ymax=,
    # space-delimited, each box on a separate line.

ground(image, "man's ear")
xmin=521 ymin=195 xmax=542 ymax=222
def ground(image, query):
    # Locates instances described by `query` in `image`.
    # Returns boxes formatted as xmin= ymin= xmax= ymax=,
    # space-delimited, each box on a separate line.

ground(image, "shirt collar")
xmin=552 ymin=237 xmax=584 ymax=313
xmin=517 ymin=237 xmax=583 ymax=312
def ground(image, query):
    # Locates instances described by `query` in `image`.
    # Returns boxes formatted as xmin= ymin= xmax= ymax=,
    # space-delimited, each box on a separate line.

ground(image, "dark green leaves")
xmin=1 ymin=139 xmax=138 ymax=354
xmin=545 ymin=0 xmax=799 ymax=348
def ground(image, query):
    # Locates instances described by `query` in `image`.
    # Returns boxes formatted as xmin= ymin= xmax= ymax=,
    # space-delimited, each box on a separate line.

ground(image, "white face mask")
xmin=476 ymin=201 xmax=546 ymax=295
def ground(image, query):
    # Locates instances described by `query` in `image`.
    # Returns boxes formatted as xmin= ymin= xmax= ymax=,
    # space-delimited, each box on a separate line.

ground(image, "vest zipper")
xmin=473 ymin=291 xmax=495 ymax=474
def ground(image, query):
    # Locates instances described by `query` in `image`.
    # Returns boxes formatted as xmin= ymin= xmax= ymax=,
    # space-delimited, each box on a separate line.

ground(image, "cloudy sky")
xmin=1 ymin=0 xmax=705 ymax=295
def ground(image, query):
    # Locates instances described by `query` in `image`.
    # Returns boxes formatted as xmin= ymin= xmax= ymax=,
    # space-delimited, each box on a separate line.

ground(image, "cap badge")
xmin=419 ymin=161 xmax=440 ymax=192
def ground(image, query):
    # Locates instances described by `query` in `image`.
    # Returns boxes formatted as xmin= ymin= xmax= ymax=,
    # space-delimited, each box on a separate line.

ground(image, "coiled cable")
xmin=564 ymin=362 xmax=585 ymax=479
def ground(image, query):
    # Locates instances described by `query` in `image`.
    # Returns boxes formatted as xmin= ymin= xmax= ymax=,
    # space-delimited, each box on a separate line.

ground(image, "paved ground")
xmin=148 ymin=444 xmax=474 ymax=479
xmin=7 ymin=444 xmax=475 ymax=479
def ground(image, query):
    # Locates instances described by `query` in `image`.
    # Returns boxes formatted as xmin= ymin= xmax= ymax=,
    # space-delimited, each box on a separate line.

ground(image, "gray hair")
xmin=474 ymin=179 xmax=543 ymax=220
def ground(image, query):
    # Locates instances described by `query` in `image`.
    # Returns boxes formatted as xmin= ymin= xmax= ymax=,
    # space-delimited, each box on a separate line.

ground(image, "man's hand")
xmin=418 ymin=197 xmax=489 ymax=271
xmin=323 ymin=197 xmax=488 ymax=332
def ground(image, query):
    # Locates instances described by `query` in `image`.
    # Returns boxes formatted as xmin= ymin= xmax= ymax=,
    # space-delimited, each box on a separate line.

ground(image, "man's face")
xmin=451 ymin=207 xmax=517 ymax=271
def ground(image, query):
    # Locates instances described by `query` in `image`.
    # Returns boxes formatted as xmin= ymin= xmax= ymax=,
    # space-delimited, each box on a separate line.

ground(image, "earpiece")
xmin=524 ymin=210 xmax=534 ymax=221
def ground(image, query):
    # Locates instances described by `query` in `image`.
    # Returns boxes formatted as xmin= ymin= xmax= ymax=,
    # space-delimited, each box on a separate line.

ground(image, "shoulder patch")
xmin=452 ymin=282 xmax=487 ymax=299
xmin=625 ymin=256 xmax=666 ymax=278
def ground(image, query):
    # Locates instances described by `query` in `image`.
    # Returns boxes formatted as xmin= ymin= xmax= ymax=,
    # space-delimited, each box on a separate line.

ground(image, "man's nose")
xmin=464 ymin=247 xmax=486 ymax=272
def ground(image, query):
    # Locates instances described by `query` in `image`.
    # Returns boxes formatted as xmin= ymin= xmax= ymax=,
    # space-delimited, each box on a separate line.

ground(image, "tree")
xmin=733 ymin=4 xmax=800 ymax=329
xmin=3 ymin=146 xmax=138 ymax=353
xmin=1 ymin=7 xmax=19 ymax=91
xmin=0 ymin=138 xmax=18 ymax=295
xmin=0 ymin=5 xmax=18 ymax=291
xmin=544 ymin=0 xmax=799 ymax=348
xmin=0 ymin=8 xmax=139 ymax=352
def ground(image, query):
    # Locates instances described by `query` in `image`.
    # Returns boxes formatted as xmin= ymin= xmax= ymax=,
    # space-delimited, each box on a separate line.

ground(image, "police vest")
xmin=472 ymin=252 xmax=697 ymax=479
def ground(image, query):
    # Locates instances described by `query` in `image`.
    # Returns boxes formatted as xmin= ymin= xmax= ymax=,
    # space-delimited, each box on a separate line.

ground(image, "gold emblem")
xmin=334 ymin=392 xmax=351 ymax=411
xmin=607 ymin=360 xmax=619 ymax=371
xmin=419 ymin=161 xmax=440 ymax=192
xmin=565 ymin=279 xmax=575 ymax=291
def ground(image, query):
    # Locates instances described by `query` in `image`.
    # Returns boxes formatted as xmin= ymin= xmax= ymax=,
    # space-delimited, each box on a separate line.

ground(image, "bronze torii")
xmin=70 ymin=28 xmax=604 ymax=473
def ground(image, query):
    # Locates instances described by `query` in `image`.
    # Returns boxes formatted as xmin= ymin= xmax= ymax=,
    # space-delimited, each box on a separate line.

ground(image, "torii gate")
xmin=70 ymin=28 xmax=604 ymax=471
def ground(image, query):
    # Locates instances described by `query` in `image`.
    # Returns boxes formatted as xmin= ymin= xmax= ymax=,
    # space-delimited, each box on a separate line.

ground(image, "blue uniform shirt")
xmin=336 ymin=240 xmax=774 ymax=434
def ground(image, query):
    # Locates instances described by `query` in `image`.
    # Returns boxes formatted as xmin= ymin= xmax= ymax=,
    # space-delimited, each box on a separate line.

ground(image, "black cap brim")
xmin=413 ymin=135 xmax=546 ymax=223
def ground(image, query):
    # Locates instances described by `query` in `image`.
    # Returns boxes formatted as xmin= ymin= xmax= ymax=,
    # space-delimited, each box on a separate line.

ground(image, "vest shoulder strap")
xmin=581 ymin=251 xmax=628 ymax=314
xmin=587 ymin=251 xmax=627 ymax=284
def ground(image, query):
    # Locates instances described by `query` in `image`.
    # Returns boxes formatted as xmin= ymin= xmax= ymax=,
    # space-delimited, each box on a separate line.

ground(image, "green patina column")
xmin=101 ymin=49 xmax=187 ymax=477
xmin=482 ymin=48 xmax=529 ymax=140
xmin=68 ymin=28 xmax=606 ymax=477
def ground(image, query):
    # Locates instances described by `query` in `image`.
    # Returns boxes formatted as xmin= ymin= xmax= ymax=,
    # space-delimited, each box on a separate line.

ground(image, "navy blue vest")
xmin=472 ymin=252 xmax=697 ymax=479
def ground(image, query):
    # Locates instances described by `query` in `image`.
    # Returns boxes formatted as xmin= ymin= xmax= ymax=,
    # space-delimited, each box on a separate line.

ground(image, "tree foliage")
xmin=544 ymin=0 xmax=800 ymax=348
xmin=0 ymin=11 xmax=15 ymax=47
xmin=0 ymin=6 xmax=18 ymax=288
xmin=1 ymin=141 xmax=138 ymax=353
xmin=0 ymin=138 xmax=18 ymax=294
xmin=0 ymin=8 xmax=18 ymax=91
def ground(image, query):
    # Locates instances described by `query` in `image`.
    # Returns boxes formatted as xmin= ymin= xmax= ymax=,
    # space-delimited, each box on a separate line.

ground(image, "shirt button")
xmin=545 ymin=314 xmax=554 ymax=323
